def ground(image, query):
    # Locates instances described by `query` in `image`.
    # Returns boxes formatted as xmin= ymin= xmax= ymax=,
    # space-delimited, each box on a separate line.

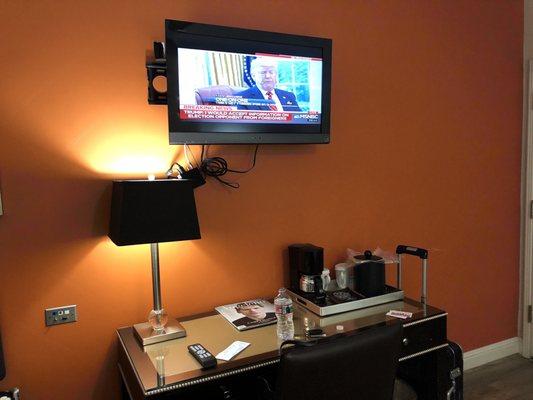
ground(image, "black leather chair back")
xmin=275 ymin=323 xmax=403 ymax=400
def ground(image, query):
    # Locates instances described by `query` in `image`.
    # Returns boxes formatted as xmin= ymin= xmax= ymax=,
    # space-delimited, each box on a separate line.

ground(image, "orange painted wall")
xmin=0 ymin=1 xmax=523 ymax=398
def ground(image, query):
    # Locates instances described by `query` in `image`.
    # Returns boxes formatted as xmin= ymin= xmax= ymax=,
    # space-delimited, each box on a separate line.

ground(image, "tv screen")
xmin=165 ymin=20 xmax=332 ymax=144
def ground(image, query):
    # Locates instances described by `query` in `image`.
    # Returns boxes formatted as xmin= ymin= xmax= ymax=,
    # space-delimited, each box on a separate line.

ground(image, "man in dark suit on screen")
xmin=236 ymin=57 xmax=301 ymax=112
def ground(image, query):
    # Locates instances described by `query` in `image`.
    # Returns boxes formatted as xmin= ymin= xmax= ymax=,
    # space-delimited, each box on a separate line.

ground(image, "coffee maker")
xmin=288 ymin=244 xmax=326 ymax=303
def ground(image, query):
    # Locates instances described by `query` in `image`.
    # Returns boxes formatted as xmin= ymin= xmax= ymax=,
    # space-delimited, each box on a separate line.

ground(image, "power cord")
xmin=166 ymin=144 xmax=260 ymax=189
xmin=166 ymin=162 xmax=186 ymax=177
xmin=199 ymin=145 xmax=259 ymax=189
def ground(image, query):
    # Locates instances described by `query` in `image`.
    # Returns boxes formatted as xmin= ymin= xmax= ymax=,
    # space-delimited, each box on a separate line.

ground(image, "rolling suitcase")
xmin=441 ymin=341 xmax=463 ymax=400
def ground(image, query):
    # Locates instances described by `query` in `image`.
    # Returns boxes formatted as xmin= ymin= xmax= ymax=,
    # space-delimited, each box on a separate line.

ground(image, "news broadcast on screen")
xmin=177 ymin=48 xmax=323 ymax=124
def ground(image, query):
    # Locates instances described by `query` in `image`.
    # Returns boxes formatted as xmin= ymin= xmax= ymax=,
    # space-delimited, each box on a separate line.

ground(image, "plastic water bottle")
xmin=274 ymin=288 xmax=294 ymax=340
xmin=321 ymin=268 xmax=331 ymax=291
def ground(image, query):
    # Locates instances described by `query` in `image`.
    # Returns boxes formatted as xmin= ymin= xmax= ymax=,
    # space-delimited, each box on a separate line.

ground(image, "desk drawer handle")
xmin=402 ymin=338 xmax=409 ymax=346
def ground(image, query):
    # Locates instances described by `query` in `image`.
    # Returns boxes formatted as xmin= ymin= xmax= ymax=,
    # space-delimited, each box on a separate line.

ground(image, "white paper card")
xmin=216 ymin=341 xmax=250 ymax=361
xmin=386 ymin=310 xmax=413 ymax=319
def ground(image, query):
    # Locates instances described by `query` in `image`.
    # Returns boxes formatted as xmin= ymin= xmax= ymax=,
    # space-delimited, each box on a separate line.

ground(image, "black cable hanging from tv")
xmin=166 ymin=145 xmax=260 ymax=189
xmin=200 ymin=145 xmax=260 ymax=189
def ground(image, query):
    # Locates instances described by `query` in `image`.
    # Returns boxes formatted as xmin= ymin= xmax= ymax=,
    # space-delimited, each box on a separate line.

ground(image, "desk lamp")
xmin=108 ymin=179 xmax=200 ymax=346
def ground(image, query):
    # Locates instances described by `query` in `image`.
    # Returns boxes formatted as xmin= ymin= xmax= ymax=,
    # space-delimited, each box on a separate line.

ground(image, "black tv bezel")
xmin=165 ymin=20 xmax=332 ymax=145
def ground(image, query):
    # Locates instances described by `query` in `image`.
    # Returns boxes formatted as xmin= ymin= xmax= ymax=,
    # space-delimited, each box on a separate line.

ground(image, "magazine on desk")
xmin=215 ymin=299 xmax=277 ymax=331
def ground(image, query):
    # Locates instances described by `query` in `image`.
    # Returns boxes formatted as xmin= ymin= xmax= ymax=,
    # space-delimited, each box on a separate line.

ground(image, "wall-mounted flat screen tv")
xmin=165 ymin=20 xmax=332 ymax=144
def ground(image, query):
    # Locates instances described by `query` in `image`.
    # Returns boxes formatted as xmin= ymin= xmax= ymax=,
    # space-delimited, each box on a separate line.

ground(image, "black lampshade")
xmin=108 ymin=179 xmax=201 ymax=246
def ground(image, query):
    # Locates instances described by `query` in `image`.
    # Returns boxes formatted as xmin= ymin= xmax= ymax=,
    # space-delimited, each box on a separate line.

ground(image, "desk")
xmin=118 ymin=298 xmax=448 ymax=400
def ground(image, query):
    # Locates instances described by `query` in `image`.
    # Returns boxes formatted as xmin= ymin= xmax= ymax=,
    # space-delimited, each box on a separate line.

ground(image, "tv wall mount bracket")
xmin=146 ymin=41 xmax=167 ymax=105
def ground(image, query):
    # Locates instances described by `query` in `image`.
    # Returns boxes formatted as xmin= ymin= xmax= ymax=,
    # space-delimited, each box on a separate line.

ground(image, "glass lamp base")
xmin=133 ymin=318 xmax=187 ymax=346
xmin=148 ymin=308 xmax=169 ymax=331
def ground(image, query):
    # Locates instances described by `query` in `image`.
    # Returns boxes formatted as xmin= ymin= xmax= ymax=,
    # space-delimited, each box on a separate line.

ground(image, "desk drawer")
xmin=400 ymin=314 xmax=447 ymax=360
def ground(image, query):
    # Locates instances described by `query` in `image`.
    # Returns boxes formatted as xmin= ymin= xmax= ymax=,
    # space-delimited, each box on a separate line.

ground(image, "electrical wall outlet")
xmin=45 ymin=305 xmax=77 ymax=327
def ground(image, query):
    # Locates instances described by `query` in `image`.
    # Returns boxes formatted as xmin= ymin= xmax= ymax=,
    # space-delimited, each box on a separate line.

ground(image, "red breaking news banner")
xmin=180 ymin=108 xmax=293 ymax=122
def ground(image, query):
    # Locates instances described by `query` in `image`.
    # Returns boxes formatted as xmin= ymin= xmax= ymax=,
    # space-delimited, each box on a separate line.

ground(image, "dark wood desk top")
xmin=117 ymin=298 xmax=446 ymax=398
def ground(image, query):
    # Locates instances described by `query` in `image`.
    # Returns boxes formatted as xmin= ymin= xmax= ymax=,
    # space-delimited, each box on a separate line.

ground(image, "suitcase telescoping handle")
xmin=395 ymin=245 xmax=429 ymax=306
xmin=396 ymin=245 xmax=428 ymax=259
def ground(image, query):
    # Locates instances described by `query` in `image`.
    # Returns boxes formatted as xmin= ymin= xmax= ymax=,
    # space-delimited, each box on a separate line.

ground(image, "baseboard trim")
xmin=463 ymin=337 xmax=521 ymax=371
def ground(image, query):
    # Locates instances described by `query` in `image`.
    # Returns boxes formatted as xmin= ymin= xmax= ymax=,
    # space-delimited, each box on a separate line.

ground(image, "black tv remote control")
xmin=188 ymin=343 xmax=217 ymax=369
